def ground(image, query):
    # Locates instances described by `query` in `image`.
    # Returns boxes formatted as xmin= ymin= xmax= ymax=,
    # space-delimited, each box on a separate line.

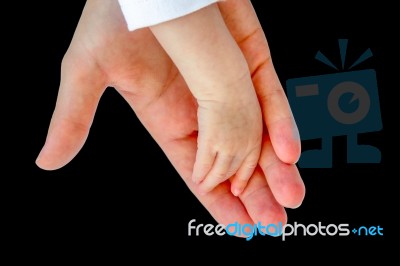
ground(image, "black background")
xmin=8 ymin=0 xmax=389 ymax=256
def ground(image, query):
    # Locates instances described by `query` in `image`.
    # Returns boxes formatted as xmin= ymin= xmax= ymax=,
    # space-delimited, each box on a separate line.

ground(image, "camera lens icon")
xmin=328 ymin=81 xmax=370 ymax=125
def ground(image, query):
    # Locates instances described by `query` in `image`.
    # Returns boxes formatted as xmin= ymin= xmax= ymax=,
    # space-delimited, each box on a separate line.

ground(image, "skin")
xmin=150 ymin=4 xmax=263 ymax=196
xmin=36 ymin=0 xmax=305 ymax=228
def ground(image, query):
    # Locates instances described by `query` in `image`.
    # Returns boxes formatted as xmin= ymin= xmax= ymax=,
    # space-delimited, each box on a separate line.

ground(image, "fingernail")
xmin=289 ymin=202 xmax=302 ymax=209
xmin=232 ymin=187 xmax=242 ymax=197
xmin=291 ymin=118 xmax=301 ymax=141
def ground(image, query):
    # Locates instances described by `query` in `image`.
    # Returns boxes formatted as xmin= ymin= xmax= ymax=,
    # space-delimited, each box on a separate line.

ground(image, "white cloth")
xmin=118 ymin=0 xmax=219 ymax=31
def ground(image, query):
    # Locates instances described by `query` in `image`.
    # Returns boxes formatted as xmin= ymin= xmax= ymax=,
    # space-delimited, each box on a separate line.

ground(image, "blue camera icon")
xmin=286 ymin=40 xmax=382 ymax=168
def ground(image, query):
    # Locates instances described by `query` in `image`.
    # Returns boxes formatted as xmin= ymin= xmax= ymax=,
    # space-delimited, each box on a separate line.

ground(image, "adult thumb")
xmin=36 ymin=52 xmax=106 ymax=170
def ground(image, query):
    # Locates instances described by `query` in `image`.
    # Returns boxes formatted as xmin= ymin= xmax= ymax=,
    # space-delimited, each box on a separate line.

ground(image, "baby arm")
xmin=150 ymin=4 xmax=263 ymax=196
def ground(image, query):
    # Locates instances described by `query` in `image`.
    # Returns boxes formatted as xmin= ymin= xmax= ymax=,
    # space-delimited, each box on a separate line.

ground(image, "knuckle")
xmin=245 ymin=161 xmax=258 ymax=170
xmin=212 ymin=172 xmax=228 ymax=181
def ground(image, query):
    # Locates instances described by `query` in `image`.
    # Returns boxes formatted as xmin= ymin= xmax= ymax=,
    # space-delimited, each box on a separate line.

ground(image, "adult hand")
xmin=36 ymin=0 xmax=305 ymax=226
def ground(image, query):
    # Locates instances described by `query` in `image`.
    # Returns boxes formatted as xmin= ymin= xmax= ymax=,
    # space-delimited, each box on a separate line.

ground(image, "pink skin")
xmin=150 ymin=4 xmax=263 ymax=196
xmin=36 ymin=0 xmax=305 ymax=230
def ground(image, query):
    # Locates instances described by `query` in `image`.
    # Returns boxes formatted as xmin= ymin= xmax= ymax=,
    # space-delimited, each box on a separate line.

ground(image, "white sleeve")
xmin=118 ymin=0 xmax=220 ymax=31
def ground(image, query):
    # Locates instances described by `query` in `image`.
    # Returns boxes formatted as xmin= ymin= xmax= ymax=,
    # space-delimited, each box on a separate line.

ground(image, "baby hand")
xmin=193 ymin=74 xmax=262 ymax=196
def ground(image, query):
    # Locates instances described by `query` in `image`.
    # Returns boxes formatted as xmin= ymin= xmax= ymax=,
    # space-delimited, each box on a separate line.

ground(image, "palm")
xmin=38 ymin=0 xmax=305 ymax=227
xmin=68 ymin=0 xmax=196 ymax=144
